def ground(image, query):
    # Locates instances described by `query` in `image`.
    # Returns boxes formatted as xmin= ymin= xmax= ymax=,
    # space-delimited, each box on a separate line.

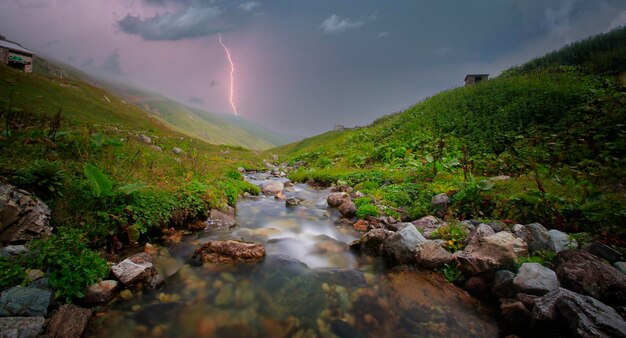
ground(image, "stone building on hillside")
xmin=464 ymin=74 xmax=489 ymax=86
xmin=0 ymin=40 xmax=34 ymax=73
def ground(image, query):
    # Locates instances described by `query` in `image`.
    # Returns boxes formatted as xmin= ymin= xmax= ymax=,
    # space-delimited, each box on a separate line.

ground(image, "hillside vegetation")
xmin=0 ymin=63 xmax=263 ymax=299
xmin=275 ymin=27 xmax=626 ymax=242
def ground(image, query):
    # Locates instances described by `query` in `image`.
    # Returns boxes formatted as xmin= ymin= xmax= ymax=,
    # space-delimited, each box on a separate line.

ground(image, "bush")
xmin=432 ymin=222 xmax=468 ymax=252
xmin=28 ymin=228 xmax=109 ymax=302
xmin=0 ymin=258 xmax=25 ymax=291
xmin=357 ymin=204 xmax=380 ymax=219
xmin=436 ymin=263 xmax=463 ymax=282
xmin=11 ymin=160 xmax=66 ymax=197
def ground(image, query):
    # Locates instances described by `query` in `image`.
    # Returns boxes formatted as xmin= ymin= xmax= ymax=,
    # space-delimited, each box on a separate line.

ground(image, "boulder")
xmin=548 ymin=229 xmax=577 ymax=253
xmin=464 ymin=223 xmax=495 ymax=246
xmin=46 ymin=304 xmax=91 ymax=338
xmin=513 ymin=223 xmax=550 ymax=252
xmin=532 ymin=287 xmax=626 ymax=337
xmin=0 ymin=184 xmax=52 ymax=244
xmin=491 ymin=270 xmax=516 ymax=298
xmin=411 ymin=216 xmax=441 ymax=238
xmin=138 ymin=134 xmax=151 ymax=144
xmin=414 ymin=240 xmax=452 ymax=268
xmin=500 ymin=298 xmax=531 ymax=330
xmin=513 ymin=263 xmax=560 ymax=296
xmin=111 ymin=252 xmax=160 ymax=286
xmin=262 ymin=181 xmax=284 ymax=196
xmin=454 ymin=232 xmax=528 ymax=275
xmin=285 ymin=197 xmax=301 ymax=207
xmin=487 ymin=220 xmax=506 ymax=233
xmin=586 ymin=241 xmax=623 ymax=263
xmin=615 ymin=262 xmax=626 ymax=275
xmin=358 ymin=228 xmax=394 ymax=256
xmin=192 ymin=240 xmax=265 ymax=264
xmin=0 ymin=317 xmax=45 ymax=338
xmin=465 ymin=276 xmax=489 ymax=294
xmin=83 ymin=280 xmax=119 ymax=306
xmin=431 ymin=193 xmax=450 ymax=217
xmin=274 ymin=191 xmax=287 ymax=201
xmin=384 ymin=225 xmax=426 ymax=264
xmin=0 ymin=286 xmax=50 ymax=317
xmin=517 ymin=293 xmax=539 ymax=309
xmin=327 ymin=192 xmax=351 ymax=208
xmin=206 ymin=209 xmax=236 ymax=229
xmin=554 ymin=250 xmax=626 ymax=305
xmin=337 ymin=200 xmax=357 ymax=218
xmin=172 ymin=147 xmax=185 ymax=155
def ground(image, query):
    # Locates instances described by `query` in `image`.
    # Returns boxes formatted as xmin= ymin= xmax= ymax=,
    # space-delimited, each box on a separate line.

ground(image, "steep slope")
xmin=275 ymin=27 xmax=626 ymax=240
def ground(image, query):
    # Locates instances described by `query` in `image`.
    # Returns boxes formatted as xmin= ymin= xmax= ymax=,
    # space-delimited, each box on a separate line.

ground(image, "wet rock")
xmin=548 ymin=229 xmax=577 ymax=253
xmin=384 ymin=225 xmax=426 ymax=264
xmin=491 ymin=270 xmax=516 ymax=298
xmin=0 ymin=286 xmax=50 ymax=317
xmin=356 ymin=228 xmax=392 ymax=255
xmin=192 ymin=240 xmax=265 ymax=264
xmin=262 ymin=181 xmax=284 ymax=196
xmin=0 ymin=316 xmax=45 ymax=338
xmin=327 ymin=192 xmax=351 ymax=208
xmin=312 ymin=240 xmax=347 ymax=255
xmin=314 ymin=269 xmax=367 ymax=288
xmin=513 ymin=263 xmax=559 ymax=296
xmin=337 ymin=201 xmax=357 ymax=218
xmin=532 ymin=287 xmax=626 ymax=337
xmin=513 ymin=223 xmax=550 ymax=252
xmin=111 ymin=252 xmax=160 ymax=286
xmin=0 ymin=184 xmax=52 ymax=244
xmin=455 ymin=232 xmax=528 ymax=275
xmin=414 ymin=240 xmax=452 ymax=268
xmin=554 ymin=250 xmax=626 ymax=305
xmin=431 ymin=193 xmax=449 ymax=217
xmin=411 ymin=215 xmax=441 ymax=238
xmin=207 ymin=209 xmax=237 ymax=229
xmin=352 ymin=219 xmax=368 ymax=231
xmin=465 ymin=276 xmax=489 ymax=294
xmin=138 ymin=134 xmax=151 ymax=144
xmin=500 ymin=298 xmax=531 ymax=330
xmin=330 ymin=319 xmax=366 ymax=338
xmin=464 ymin=223 xmax=495 ymax=246
xmin=585 ymin=241 xmax=623 ymax=263
xmin=46 ymin=304 xmax=91 ymax=338
xmin=274 ymin=191 xmax=287 ymax=200
xmin=84 ymin=280 xmax=119 ymax=306
xmin=285 ymin=197 xmax=301 ymax=207
xmin=615 ymin=262 xmax=626 ymax=275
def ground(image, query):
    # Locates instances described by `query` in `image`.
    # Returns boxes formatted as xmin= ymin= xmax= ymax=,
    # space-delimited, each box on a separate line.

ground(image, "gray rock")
xmin=384 ymin=225 xmax=426 ymax=264
xmin=0 ymin=286 xmax=50 ymax=317
xmin=327 ymin=192 xmax=351 ymax=208
xmin=172 ymin=147 xmax=185 ymax=155
xmin=454 ymin=232 xmax=528 ymax=275
xmin=1 ymin=245 xmax=27 ymax=256
xmin=414 ymin=240 xmax=452 ymax=268
xmin=285 ymin=198 xmax=301 ymax=207
xmin=464 ymin=224 xmax=495 ymax=246
xmin=0 ymin=184 xmax=52 ymax=244
xmin=513 ymin=223 xmax=551 ymax=252
xmin=500 ymin=298 xmax=531 ymax=330
xmin=206 ymin=209 xmax=237 ymax=229
xmin=548 ymin=229 xmax=577 ymax=253
xmin=337 ymin=200 xmax=357 ymax=218
xmin=488 ymin=220 xmax=506 ymax=232
xmin=431 ymin=193 xmax=450 ymax=217
xmin=46 ymin=304 xmax=91 ymax=338
xmin=0 ymin=316 xmax=45 ymax=338
xmin=111 ymin=252 xmax=159 ymax=286
xmin=150 ymin=145 xmax=162 ymax=152
xmin=513 ymin=263 xmax=560 ymax=296
xmin=262 ymin=181 xmax=284 ymax=196
xmin=532 ymin=287 xmax=626 ymax=338
xmin=84 ymin=280 xmax=119 ymax=306
xmin=491 ymin=270 xmax=516 ymax=298
xmin=138 ymin=134 xmax=151 ymax=144
xmin=615 ymin=262 xmax=626 ymax=275
xmin=586 ymin=241 xmax=623 ymax=263
xmin=411 ymin=215 xmax=441 ymax=238
xmin=555 ymin=250 xmax=626 ymax=305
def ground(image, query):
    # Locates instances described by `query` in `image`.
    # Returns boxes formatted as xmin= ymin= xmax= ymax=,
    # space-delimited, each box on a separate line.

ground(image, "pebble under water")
xmin=85 ymin=173 xmax=499 ymax=338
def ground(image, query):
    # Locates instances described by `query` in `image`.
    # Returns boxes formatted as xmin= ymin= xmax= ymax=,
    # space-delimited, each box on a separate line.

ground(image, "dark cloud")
xmin=188 ymin=96 xmax=204 ymax=104
xmin=210 ymin=80 xmax=219 ymax=87
xmin=117 ymin=3 xmax=226 ymax=40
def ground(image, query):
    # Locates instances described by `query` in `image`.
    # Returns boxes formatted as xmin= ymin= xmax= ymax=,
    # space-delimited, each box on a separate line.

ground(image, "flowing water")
xmin=86 ymin=173 xmax=498 ymax=337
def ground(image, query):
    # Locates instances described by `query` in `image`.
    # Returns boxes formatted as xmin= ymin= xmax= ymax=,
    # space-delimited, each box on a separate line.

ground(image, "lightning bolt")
xmin=218 ymin=33 xmax=238 ymax=117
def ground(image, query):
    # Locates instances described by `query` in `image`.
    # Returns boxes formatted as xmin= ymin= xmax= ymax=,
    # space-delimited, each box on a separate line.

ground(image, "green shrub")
xmin=0 ymin=258 xmax=25 ymax=291
xmin=436 ymin=263 xmax=463 ymax=283
xmin=354 ymin=197 xmax=373 ymax=208
xmin=357 ymin=204 xmax=380 ymax=219
xmin=11 ymin=160 xmax=66 ymax=197
xmin=431 ymin=222 xmax=468 ymax=252
xmin=28 ymin=228 xmax=108 ymax=302
xmin=515 ymin=250 xmax=557 ymax=270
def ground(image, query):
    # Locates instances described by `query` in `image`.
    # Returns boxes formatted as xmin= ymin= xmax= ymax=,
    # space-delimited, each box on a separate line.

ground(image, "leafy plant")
xmin=0 ymin=258 xmax=25 ymax=291
xmin=11 ymin=160 xmax=66 ymax=197
xmin=515 ymin=249 xmax=557 ymax=270
xmin=84 ymin=164 xmax=113 ymax=197
xmin=436 ymin=263 xmax=463 ymax=283
xmin=432 ymin=222 xmax=468 ymax=252
xmin=357 ymin=203 xmax=380 ymax=219
xmin=28 ymin=228 xmax=109 ymax=302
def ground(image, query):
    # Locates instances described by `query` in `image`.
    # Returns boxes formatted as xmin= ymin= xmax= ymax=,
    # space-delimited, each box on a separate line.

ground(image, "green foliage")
xmin=436 ymin=263 xmax=463 ymax=283
xmin=515 ymin=250 xmax=557 ymax=270
xmin=83 ymin=164 xmax=113 ymax=198
xmin=28 ymin=228 xmax=108 ymax=302
xmin=0 ymin=258 xmax=25 ymax=291
xmin=357 ymin=204 xmax=380 ymax=219
xmin=431 ymin=222 xmax=468 ymax=252
xmin=11 ymin=160 xmax=66 ymax=197
xmin=354 ymin=197 xmax=373 ymax=208
xmin=451 ymin=177 xmax=494 ymax=219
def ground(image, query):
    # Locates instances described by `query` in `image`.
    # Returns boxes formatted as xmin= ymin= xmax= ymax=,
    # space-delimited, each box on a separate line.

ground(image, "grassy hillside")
xmin=0 ymin=63 xmax=264 ymax=299
xmin=275 ymin=27 xmax=626 ymax=241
